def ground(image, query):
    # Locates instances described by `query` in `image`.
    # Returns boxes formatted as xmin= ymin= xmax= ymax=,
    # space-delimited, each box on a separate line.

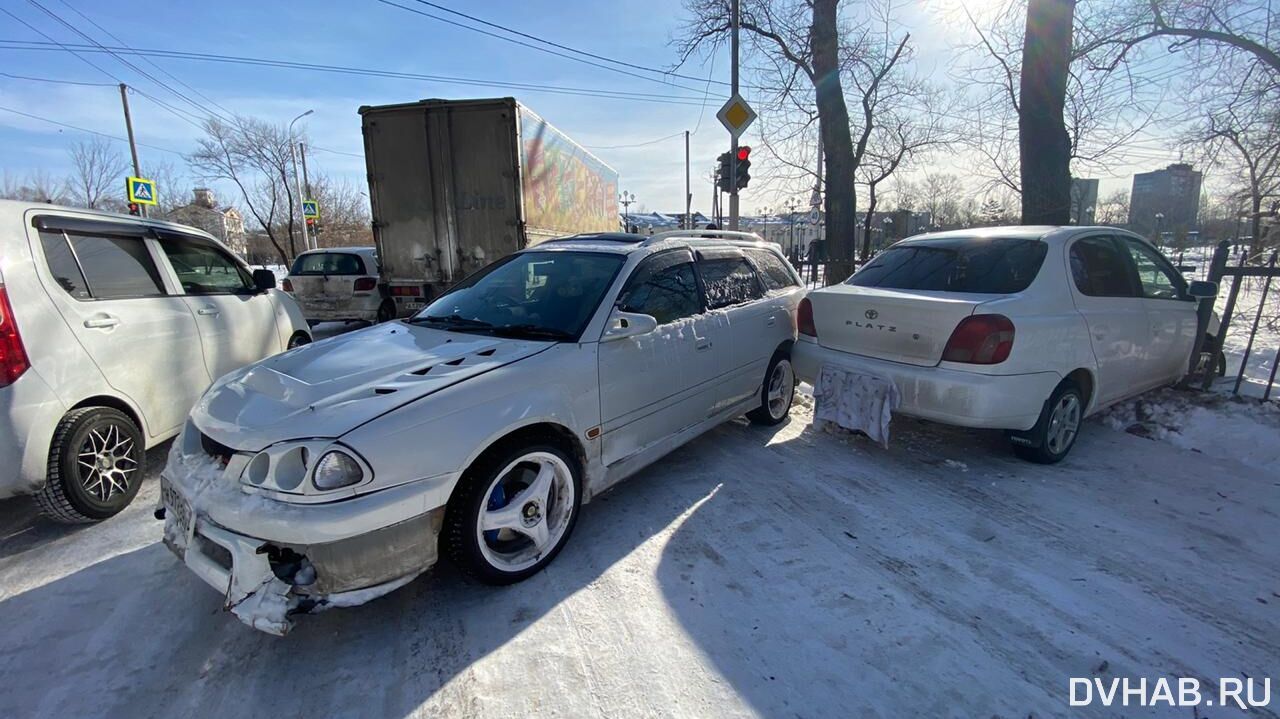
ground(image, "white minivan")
xmin=283 ymin=247 xmax=396 ymax=325
xmin=0 ymin=200 xmax=311 ymax=522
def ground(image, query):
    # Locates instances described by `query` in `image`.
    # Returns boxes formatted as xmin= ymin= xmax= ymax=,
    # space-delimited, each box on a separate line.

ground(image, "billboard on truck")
xmin=519 ymin=106 xmax=618 ymax=243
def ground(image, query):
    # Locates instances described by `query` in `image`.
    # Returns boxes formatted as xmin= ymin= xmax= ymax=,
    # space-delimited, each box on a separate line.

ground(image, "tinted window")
xmin=1121 ymin=238 xmax=1184 ymax=300
xmin=66 ymin=233 xmax=164 ymax=299
xmin=699 ymin=257 xmax=765 ymax=309
xmin=38 ymin=230 xmax=90 ymax=299
xmin=849 ymin=238 xmax=1046 ymax=294
xmin=747 ymin=248 xmax=800 ymax=291
xmin=619 ymin=254 xmax=701 ymax=324
xmin=158 ymin=237 xmax=254 ymax=294
xmin=291 ymin=252 xmax=366 ymax=275
xmin=1070 ymin=237 xmax=1137 ymax=297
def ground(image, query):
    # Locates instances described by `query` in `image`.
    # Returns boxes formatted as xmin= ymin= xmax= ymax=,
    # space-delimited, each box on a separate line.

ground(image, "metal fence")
xmin=1196 ymin=241 xmax=1280 ymax=400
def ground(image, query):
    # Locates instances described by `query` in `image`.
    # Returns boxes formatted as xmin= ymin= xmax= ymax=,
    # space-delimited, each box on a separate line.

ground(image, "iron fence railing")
xmin=1197 ymin=241 xmax=1280 ymax=400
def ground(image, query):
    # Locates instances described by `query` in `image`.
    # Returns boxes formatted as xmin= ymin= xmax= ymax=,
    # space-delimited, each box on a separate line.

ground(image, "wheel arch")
xmin=69 ymin=394 xmax=149 ymax=443
xmin=456 ymin=421 xmax=587 ymax=494
xmin=1063 ymin=368 xmax=1095 ymax=413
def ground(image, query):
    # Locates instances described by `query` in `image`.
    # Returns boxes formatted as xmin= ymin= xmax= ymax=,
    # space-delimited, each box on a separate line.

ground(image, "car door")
xmin=598 ymin=250 xmax=718 ymax=467
xmin=154 ymin=232 xmax=282 ymax=382
xmin=34 ymin=225 xmax=211 ymax=438
xmin=1066 ymin=234 xmax=1151 ymax=405
xmin=1118 ymin=237 xmax=1199 ymax=385
xmin=696 ymin=249 xmax=771 ymax=411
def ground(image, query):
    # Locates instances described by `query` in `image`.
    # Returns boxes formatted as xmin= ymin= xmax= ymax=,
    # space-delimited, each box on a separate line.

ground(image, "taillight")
xmin=797 ymin=297 xmax=817 ymax=337
xmin=0 ymin=284 xmax=31 ymax=387
xmin=353 ymin=277 xmax=378 ymax=292
xmin=942 ymin=314 xmax=1015 ymax=364
xmin=390 ymin=285 xmax=422 ymax=297
xmin=281 ymin=278 xmax=294 ymax=293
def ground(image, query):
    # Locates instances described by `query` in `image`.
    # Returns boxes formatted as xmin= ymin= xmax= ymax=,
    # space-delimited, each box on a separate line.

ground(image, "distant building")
xmin=1070 ymin=178 xmax=1099 ymax=225
xmin=1128 ymin=163 xmax=1202 ymax=237
xmin=162 ymin=188 xmax=247 ymax=257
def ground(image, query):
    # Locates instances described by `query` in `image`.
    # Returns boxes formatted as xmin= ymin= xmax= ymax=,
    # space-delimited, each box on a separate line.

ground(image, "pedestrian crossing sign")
xmin=127 ymin=176 xmax=157 ymax=205
xmin=303 ymin=200 xmax=319 ymax=219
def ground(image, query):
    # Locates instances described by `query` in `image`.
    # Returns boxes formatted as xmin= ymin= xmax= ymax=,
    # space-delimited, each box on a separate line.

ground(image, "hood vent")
xmin=374 ymin=388 xmax=397 ymax=395
xmin=444 ymin=357 xmax=465 ymax=366
xmin=477 ymin=348 xmax=496 ymax=357
xmin=411 ymin=365 xmax=432 ymax=376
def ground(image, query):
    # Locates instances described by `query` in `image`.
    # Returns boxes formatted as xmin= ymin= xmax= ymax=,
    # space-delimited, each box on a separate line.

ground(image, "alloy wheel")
xmin=76 ymin=422 xmax=139 ymax=502
xmin=475 ymin=451 xmax=576 ymax=573
xmin=1045 ymin=393 xmax=1081 ymax=456
xmin=767 ymin=359 xmax=795 ymax=420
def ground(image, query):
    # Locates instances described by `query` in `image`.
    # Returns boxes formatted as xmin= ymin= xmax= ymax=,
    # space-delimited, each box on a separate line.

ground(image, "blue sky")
xmin=0 ymin=0 xmax=1184 ymax=214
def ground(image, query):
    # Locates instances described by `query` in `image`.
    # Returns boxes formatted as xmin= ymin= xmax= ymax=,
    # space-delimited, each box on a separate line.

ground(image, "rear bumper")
xmin=0 ymin=370 xmax=67 ymax=498
xmin=295 ymin=296 xmax=382 ymax=322
xmin=793 ymin=338 xmax=1060 ymax=431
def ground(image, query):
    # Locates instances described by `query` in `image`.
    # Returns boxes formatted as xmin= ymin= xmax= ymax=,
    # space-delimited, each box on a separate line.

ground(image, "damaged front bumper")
xmin=159 ymin=453 xmax=449 ymax=635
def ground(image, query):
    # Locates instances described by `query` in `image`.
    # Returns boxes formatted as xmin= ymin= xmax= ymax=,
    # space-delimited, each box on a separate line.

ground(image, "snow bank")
xmin=1099 ymin=388 xmax=1280 ymax=471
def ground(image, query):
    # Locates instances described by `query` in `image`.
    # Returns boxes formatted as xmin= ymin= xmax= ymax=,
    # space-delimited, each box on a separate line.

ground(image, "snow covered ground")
xmin=1 ymin=401 xmax=1276 ymax=717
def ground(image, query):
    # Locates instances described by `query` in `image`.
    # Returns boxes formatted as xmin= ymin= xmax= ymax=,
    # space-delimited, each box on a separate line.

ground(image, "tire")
xmin=746 ymin=350 xmax=796 ymax=425
xmin=376 ymin=299 xmax=397 ymax=324
xmin=1204 ymin=335 xmax=1227 ymax=377
xmin=443 ymin=441 xmax=582 ymax=585
xmin=287 ymin=331 xmax=312 ymax=350
xmin=35 ymin=407 xmax=145 ymax=523
xmin=1012 ymin=381 xmax=1084 ymax=464
xmin=306 ymin=319 xmax=319 ymax=329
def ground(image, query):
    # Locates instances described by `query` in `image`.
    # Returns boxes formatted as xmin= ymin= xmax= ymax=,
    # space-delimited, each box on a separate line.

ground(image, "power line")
xmin=0 ymin=103 xmax=184 ymax=154
xmin=584 ymin=131 xmax=684 ymax=150
xmin=372 ymin=0 xmax=712 ymax=95
xmin=0 ymin=40 xmax=718 ymax=107
xmin=309 ymin=145 xmax=364 ymax=159
xmin=0 ymin=70 xmax=113 ymax=86
xmin=398 ymin=0 xmax=730 ymax=88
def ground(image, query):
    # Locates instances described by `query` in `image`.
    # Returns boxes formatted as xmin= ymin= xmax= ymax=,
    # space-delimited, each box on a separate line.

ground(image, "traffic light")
xmin=716 ymin=152 xmax=732 ymax=193
xmin=127 ymin=203 xmax=140 ymax=216
xmin=736 ymin=146 xmax=752 ymax=190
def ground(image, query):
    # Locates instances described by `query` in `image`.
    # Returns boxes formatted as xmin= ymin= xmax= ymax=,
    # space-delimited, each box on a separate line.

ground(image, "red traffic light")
xmin=737 ymin=146 xmax=751 ymax=161
xmin=127 ymin=203 xmax=140 ymax=216
xmin=305 ymin=218 xmax=315 ymax=227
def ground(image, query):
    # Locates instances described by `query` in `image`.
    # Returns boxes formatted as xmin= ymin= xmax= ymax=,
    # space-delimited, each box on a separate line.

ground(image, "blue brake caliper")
xmin=484 ymin=483 xmax=507 ymax=543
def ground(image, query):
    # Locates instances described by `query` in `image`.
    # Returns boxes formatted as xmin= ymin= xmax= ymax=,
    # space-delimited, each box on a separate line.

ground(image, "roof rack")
xmin=640 ymin=229 xmax=765 ymax=246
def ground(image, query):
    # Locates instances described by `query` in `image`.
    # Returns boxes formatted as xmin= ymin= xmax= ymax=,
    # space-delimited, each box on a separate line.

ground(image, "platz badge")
xmin=717 ymin=94 xmax=756 ymax=139
xmin=126 ymin=176 xmax=157 ymax=205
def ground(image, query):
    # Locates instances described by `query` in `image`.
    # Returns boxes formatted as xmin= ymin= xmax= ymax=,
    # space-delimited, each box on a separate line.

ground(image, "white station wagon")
xmin=794 ymin=226 xmax=1217 ymax=462
xmin=160 ymin=230 xmax=802 ymax=634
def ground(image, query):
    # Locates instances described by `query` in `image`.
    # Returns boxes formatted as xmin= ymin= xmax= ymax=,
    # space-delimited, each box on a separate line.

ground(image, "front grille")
xmin=194 ymin=534 xmax=233 ymax=571
xmin=200 ymin=432 xmax=234 ymax=464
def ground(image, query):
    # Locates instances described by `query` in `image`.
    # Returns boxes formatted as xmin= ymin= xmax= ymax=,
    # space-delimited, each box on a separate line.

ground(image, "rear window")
xmin=847 ymin=238 xmax=1047 ymax=294
xmin=291 ymin=252 xmax=366 ymax=275
xmin=746 ymin=248 xmax=800 ymax=291
xmin=699 ymin=257 xmax=765 ymax=309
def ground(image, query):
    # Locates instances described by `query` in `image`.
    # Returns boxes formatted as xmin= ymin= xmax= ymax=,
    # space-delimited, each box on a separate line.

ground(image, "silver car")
xmin=284 ymin=247 xmax=396 ymax=324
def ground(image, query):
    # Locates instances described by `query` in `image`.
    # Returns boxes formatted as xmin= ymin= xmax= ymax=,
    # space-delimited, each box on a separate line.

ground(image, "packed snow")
xmin=1101 ymin=387 xmax=1280 ymax=471
xmin=2 ymin=397 xmax=1276 ymax=717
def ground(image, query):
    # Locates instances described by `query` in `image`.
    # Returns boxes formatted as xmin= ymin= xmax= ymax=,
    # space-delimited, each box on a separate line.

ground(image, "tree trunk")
xmin=1018 ymin=0 xmax=1075 ymax=225
xmin=812 ymin=0 xmax=859 ymax=284
xmin=861 ymin=186 xmax=877 ymax=260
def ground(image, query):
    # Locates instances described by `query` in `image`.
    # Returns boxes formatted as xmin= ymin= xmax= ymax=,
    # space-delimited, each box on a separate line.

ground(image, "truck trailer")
xmin=359 ymin=97 xmax=619 ymax=316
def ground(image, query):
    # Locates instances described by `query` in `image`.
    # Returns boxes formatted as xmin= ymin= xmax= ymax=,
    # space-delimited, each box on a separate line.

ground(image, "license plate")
xmin=161 ymin=477 xmax=194 ymax=557
xmin=404 ymin=302 xmax=424 ymax=311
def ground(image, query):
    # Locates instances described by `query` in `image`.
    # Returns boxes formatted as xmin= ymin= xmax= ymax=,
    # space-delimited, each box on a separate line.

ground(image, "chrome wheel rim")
xmin=766 ymin=359 xmax=795 ymax=420
xmin=76 ymin=423 xmax=138 ymax=502
xmin=1045 ymin=393 xmax=1081 ymax=455
xmin=476 ymin=451 xmax=575 ymax=573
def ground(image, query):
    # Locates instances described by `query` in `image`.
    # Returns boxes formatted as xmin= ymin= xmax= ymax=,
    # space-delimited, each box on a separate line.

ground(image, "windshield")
xmin=411 ymin=250 xmax=625 ymax=341
xmin=847 ymin=237 xmax=1047 ymax=294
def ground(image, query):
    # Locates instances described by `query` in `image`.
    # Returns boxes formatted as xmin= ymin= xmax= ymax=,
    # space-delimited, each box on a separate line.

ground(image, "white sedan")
xmin=160 ymin=231 xmax=802 ymax=634
xmin=793 ymin=226 xmax=1217 ymax=463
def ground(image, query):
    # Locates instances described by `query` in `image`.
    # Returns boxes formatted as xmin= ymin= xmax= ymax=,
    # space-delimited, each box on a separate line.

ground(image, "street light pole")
xmin=289 ymin=110 xmax=314 ymax=252
xmin=1154 ymin=211 xmax=1165 ymax=248
xmin=620 ymin=191 xmax=635 ymax=232
xmin=728 ymin=0 xmax=740 ymax=230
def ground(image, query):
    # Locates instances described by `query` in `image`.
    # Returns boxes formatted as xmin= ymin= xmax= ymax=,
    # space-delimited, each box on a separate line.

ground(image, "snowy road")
xmin=1 ymin=401 xmax=1277 ymax=717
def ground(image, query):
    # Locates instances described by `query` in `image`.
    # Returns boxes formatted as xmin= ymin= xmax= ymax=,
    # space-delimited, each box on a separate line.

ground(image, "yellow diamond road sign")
xmin=717 ymin=94 xmax=756 ymax=139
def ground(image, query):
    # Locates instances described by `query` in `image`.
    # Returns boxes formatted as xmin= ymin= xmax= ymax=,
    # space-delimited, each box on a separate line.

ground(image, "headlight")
xmin=313 ymin=450 xmax=364 ymax=490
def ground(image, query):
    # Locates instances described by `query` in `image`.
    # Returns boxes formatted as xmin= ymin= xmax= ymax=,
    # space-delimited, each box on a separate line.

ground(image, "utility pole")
xmin=291 ymin=143 xmax=311 ymax=252
xmin=684 ymin=130 xmax=691 ymax=230
xmin=299 ymin=142 xmax=312 ymax=199
xmin=728 ymin=0 xmax=740 ymax=230
xmin=118 ymin=83 xmax=146 ymax=217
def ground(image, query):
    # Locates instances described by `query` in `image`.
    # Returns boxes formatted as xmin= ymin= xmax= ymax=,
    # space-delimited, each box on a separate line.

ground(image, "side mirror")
xmin=601 ymin=310 xmax=658 ymax=342
xmin=252 ymin=268 xmax=276 ymax=292
xmin=1177 ymin=264 xmax=1196 ymax=274
xmin=1187 ymin=280 xmax=1217 ymax=299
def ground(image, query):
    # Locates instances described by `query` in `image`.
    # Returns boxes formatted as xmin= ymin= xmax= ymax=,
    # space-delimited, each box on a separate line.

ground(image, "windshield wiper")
xmin=491 ymin=324 xmax=575 ymax=341
xmin=406 ymin=314 xmax=494 ymax=331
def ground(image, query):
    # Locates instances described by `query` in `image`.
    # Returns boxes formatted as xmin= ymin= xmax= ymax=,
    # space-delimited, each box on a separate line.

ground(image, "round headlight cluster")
xmin=313 ymin=450 xmax=364 ymax=490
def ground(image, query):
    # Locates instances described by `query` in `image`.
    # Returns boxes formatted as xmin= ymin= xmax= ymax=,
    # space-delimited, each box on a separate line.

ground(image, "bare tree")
xmin=0 ymin=169 xmax=69 ymax=205
xmin=65 ymin=137 xmax=127 ymax=210
xmin=306 ymin=173 xmax=373 ymax=248
xmin=190 ymin=117 xmax=303 ymax=265
xmin=1095 ymin=189 xmax=1131 ymax=226
xmin=1192 ymin=102 xmax=1280 ymax=255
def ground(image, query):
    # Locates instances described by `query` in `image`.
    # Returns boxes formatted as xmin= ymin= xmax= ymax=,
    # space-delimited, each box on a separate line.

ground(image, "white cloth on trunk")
xmin=813 ymin=365 xmax=901 ymax=448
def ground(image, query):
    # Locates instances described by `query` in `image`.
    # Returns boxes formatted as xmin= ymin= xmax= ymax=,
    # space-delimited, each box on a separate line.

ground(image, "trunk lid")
xmin=807 ymin=285 xmax=1002 ymax=366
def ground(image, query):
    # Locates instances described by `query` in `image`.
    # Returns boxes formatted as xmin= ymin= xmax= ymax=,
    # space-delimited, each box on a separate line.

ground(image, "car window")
xmin=848 ymin=237 xmax=1046 ymax=294
xmin=38 ymin=230 xmax=90 ymax=300
xmin=746 ymin=248 xmax=800 ymax=291
xmin=157 ymin=237 xmax=254 ymax=295
xmin=1120 ymin=238 xmax=1184 ymax=300
xmin=1070 ymin=236 xmax=1138 ymax=297
xmin=291 ymin=252 xmax=366 ymax=275
xmin=64 ymin=232 xmax=165 ymax=299
xmin=699 ymin=257 xmax=765 ymax=309
xmin=618 ymin=253 xmax=702 ymax=324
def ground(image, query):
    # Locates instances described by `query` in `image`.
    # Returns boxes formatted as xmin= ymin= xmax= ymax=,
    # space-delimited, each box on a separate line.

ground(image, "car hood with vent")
xmin=191 ymin=322 xmax=553 ymax=451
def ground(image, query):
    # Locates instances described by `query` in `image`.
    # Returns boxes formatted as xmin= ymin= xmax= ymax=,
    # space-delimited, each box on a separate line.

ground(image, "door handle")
xmin=766 ymin=316 xmax=777 ymax=327
xmin=695 ymin=338 xmax=713 ymax=351
xmin=197 ymin=306 xmax=220 ymax=316
xmin=83 ymin=316 xmax=120 ymax=329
